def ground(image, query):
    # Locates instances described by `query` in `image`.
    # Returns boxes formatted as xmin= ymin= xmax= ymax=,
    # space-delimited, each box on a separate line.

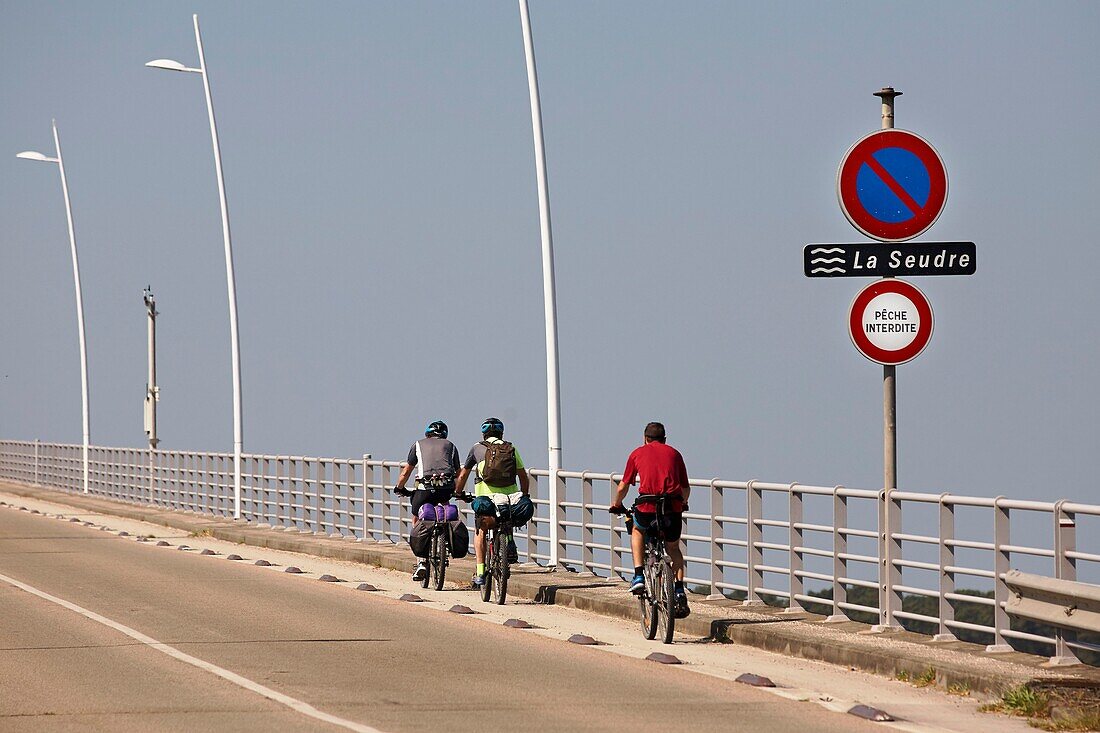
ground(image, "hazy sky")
xmin=2 ymin=1 xmax=1098 ymax=505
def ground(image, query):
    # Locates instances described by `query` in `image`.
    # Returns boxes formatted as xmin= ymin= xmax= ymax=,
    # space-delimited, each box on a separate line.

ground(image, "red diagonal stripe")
xmin=861 ymin=153 xmax=925 ymax=218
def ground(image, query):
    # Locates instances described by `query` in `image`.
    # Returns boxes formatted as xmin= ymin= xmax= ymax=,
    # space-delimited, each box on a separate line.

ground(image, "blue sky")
xmin=2 ymin=1 xmax=1098 ymax=504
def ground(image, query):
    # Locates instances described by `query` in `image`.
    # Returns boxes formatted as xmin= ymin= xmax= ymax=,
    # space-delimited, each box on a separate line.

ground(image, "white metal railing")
xmin=1 ymin=438 xmax=1096 ymax=666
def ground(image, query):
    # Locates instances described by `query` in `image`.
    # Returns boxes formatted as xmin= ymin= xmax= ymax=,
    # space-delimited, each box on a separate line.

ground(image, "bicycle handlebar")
xmin=392 ymin=486 xmax=473 ymax=504
xmin=609 ymin=494 xmax=688 ymax=515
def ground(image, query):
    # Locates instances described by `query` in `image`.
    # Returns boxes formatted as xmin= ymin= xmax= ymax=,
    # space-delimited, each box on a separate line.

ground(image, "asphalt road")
xmin=0 ymin=506 xmax=881 ymax=732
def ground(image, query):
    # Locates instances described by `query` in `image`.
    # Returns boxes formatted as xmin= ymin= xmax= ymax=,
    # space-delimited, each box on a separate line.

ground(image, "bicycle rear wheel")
xmin=492 ymin=530 xmax=508 ymax=605
xmin=433 ymin=531 xmax=447 ymax=591
xmin=640 ymin=552 xmax=659 ymax=639
xmin=480 ymin=530 xmax=493 ymax=602
xmin=657 ymin=558 xmax=675 ymax=644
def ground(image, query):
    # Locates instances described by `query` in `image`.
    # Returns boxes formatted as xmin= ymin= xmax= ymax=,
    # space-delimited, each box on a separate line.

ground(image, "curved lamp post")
xmin=17 ymin=121 xmax=91 ymax=494
xmin=147 ymin=14 xmax=243 ymax=519
xmin=518 ymin=0 xmax=563 ymax=566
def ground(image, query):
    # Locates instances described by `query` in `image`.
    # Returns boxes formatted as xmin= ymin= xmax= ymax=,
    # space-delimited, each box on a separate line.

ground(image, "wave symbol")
xmin=809 ymin=257 xmax=844 ymax=264
xmin=810 ymin=267 xmax=846 ymax=274
xmin=809 ymin=247 xmax=844 ymax=255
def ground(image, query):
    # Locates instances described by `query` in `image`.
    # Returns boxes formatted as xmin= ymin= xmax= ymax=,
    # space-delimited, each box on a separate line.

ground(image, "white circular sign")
xmin=848 ymin=279 xmax=933 ymax=365
xmin=862 ymin=292 xmax=922 ymax=352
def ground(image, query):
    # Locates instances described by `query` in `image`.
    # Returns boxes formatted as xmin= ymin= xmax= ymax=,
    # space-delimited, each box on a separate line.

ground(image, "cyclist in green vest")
xmin=454 ymin=417 xmax=532 ymax=588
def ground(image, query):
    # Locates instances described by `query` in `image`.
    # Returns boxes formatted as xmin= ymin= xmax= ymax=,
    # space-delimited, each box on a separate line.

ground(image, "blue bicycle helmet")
xmin=480 ymin=417 xmax=504 ymax=438
xmin=425 ymin=420 xmax=448 ymax=438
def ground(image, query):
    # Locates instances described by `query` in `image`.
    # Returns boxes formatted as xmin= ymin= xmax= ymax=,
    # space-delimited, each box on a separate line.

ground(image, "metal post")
xmin=826 ymin=486 xmax=848 ymax=622
xmin=1050 ymin=501 xmax=1082 ymax=666
xmin=933 ymin=494 xmax=959 ymax=641
xmin=52 ymin=123 xmax=91 ymax=496
xmin=192 ymin=15 xmax=244 ymax=520
xmin=986 ymin=497 xmax=1014 ymax=653
xmin=34 ymin=439 xmax=40 ymax=486
xmin=361 ymin=454 xmax=371 ymax=541
xmin=707 ymin=479 xmax=724 ymax=601
xmin=518 ymin=0 xmax=564 ymax=567
xmin=874 ymin=86 xmax=902 ymax=631
xmin=21 ymin=122 xmax=94 ymax=495
xmin=745 ymin=480 xmax=765 ymax=606
xmin=785 ymin=483 xmax=805 ymax=613
xmin=144 ymin=287 xmax=160 ymax=449
xmin=580 ymin=472 xmax=593 ymax=575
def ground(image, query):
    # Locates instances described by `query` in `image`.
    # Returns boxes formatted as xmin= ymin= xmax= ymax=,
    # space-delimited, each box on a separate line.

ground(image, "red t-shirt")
xmin=621 ymin=441 xmax=689 ymax=512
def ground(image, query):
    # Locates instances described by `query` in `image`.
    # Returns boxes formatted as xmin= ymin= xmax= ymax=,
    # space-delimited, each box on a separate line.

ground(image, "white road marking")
xmin=0 ymin=570 xmax=385 ymax=733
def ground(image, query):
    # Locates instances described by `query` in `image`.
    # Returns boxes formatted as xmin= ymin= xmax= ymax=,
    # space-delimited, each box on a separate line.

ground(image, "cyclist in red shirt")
xmin=610 ymin=422 xmax=691 ymax=618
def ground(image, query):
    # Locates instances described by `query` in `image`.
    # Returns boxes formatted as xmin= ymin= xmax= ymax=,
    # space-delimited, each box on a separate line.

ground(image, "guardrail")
xmin=1007 ymin=570 xmax=1100 ymax=636
xmin=1 ymin=438 xmax=1097 ymax=666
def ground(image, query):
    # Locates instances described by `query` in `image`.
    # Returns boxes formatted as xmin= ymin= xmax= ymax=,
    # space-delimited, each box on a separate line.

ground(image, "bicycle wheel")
xmin=433 ymin=530 xmax=447 ymax=591
xmin=640 ymin=551 xmax=659 ymax=640
xmin=480 ymin=530 xmax=493 ymax=602
xmin=657 ymin=557 xmax=675 ymax=644
xmin=492 ymin=530 xmax=508 ymax=605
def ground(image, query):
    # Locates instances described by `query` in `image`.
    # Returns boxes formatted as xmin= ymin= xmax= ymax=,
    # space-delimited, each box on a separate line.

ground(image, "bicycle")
xmin=477 ymin=504 xmax=514 ymax=605
xmin=395 ymin=482 xmax=470 ymax=591
xmin=611 ymin=496 xmax=678 ymax=644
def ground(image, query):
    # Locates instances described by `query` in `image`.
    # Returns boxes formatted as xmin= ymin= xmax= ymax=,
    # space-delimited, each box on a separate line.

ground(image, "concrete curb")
xmin=5 ymin=482 xmax=1098 ymax=699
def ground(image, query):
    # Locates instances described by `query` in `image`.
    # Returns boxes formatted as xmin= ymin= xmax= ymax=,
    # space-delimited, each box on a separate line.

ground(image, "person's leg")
xmin=666 ymin=540 xmax=685 ymax=581
xmin=474 ymin=526 xmax=487 ymax=582
xmin=628 ymin=513 xmax=647 ymax=594
xmin=631 ymin=525 xmax=645 ymax=569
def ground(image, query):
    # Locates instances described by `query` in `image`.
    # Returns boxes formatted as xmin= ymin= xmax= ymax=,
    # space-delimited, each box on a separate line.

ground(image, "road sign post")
xmin=806 ymin=87 xmax=972 ymax=631
xmin=876 ymin=87 xmax=902 ymax=632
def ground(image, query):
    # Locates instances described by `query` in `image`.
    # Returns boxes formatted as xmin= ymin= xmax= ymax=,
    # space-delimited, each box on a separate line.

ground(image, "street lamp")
xmin=147 ymin=14 xmax=244 ymax=519
xmin=16 ymin=121 xmax=91 ymax=495
xmin=518 ymin=0 xmax=564 ymax=566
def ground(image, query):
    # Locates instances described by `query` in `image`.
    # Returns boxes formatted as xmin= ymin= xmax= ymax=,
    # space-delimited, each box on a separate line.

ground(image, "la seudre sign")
xmin=803 ymin=241 xmax=975 ymax=278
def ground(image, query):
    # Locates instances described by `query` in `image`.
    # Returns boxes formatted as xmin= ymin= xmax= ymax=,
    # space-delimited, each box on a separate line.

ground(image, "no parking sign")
xmin=837 ymin=129 xmax=948 ymax=242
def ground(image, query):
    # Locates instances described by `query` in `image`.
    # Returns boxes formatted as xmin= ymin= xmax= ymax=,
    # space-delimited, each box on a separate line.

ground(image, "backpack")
xmin=480 ymin=440 xmax=517 ymax=487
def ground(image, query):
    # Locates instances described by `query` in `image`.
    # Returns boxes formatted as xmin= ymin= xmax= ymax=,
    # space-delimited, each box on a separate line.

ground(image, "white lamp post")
xmin=17 ymin=121 xmax=91 ymax=495
xmin=147 ymin=14 xmax=244 ymax=519
xmin=518 ymin=0 xmax=564 ymax=566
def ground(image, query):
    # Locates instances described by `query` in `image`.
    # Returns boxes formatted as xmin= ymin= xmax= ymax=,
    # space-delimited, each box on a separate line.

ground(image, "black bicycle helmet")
xmin=425 ymin=420 xmax=448 ymax=438
xmin=480 ymin=417 xmax=504 ymax=438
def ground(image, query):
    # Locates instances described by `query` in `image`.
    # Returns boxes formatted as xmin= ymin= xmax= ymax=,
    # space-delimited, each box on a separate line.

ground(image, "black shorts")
xmin=411 ymin=487 xmax=454 ymax=516
xmin=631 ymin=509 xmax=683 ymax=542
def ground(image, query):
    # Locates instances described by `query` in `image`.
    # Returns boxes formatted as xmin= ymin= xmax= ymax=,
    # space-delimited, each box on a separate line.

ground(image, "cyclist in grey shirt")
xmin=395 ymin=420 xmax=460 ymax=581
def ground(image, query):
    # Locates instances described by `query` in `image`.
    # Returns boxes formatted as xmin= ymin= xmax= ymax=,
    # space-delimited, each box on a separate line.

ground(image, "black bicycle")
xmin=479 ymin=508 xmax=513 ymax=605
xmin=396 ymin=484 xmax=470 ymax=591
xmin=611 ymin=496 xmax=677 ymax=644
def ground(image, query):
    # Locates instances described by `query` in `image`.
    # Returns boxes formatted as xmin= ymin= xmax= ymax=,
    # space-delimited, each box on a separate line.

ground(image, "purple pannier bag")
xmin=417 ymin=504 xmax=438 ymax=522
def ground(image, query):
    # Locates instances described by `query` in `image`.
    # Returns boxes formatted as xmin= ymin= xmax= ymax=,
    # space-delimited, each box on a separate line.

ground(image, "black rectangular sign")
xmin=804 ymin=242 xmax=976 ymax=278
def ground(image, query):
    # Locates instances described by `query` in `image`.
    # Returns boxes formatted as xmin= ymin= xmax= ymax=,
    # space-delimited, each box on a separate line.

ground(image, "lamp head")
xmin=145 ymin=59 xmax=198 ymax=73
xmin=16 ymin=151 xmax=57 ymax=163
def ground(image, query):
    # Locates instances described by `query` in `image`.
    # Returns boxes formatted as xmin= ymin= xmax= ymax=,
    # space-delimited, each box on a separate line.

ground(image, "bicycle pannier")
xmin=409 ymin=520 xmax=434 ymax=558
xmin=448 ymin=519 xmax=470 ymax=558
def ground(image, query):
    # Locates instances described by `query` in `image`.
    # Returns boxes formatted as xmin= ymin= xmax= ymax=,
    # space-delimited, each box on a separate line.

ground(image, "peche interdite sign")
xmin=848 ymin=278 xmax=933 ymax=365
